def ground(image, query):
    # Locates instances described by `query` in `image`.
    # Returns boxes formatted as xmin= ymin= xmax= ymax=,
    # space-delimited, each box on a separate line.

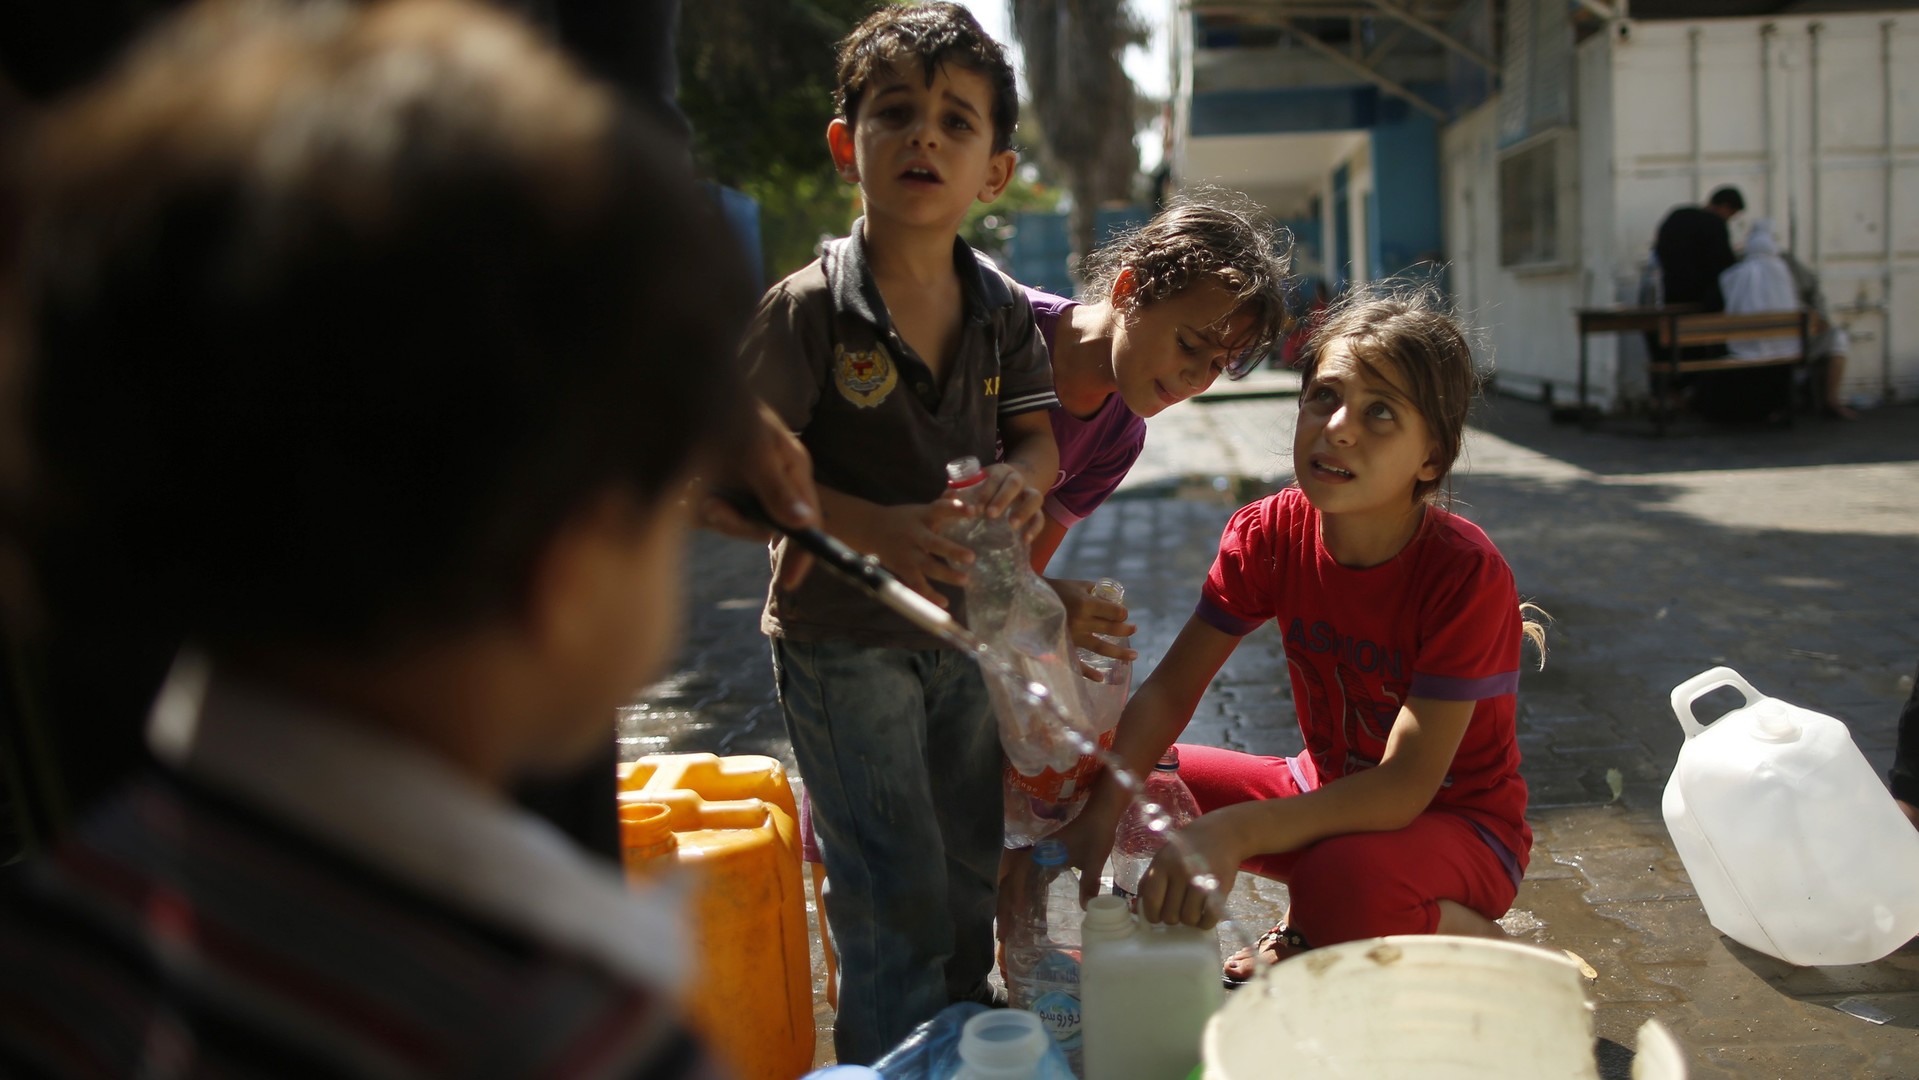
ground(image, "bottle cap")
xmin=959 ymin=1009 xmax=1050 ymax=1074
xmin=1749 ymin=702 xmax=1801 ymax=742
xmin=1083 ymin=894 xmax=1136 ymax=937
xmin=1032 ymin=839 xmax=1069 ymax=867
xmin=1091 ymin=578 xmax=1125 ymax=603
xmin=1154 ymin=747 xmax=1181 ymax=771
xmin=945 ymin=455 xmax=985 ymax=487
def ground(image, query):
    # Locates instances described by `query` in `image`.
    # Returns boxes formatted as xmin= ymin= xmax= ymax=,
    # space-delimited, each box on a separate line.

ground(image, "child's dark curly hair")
xmin=1080 ymin=191 xmax=1292 ymax=378
xmin=835 ymin=2 xmax=1019 ymax=154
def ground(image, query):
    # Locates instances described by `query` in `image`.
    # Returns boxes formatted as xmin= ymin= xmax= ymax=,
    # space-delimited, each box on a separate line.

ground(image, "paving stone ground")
xmin=629 ymin=378 xmax=1919 ymax=1077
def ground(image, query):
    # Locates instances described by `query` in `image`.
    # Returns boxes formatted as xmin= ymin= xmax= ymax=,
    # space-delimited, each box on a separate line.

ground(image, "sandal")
xmin=1221 ymin=923 xmax=1309 ymax=987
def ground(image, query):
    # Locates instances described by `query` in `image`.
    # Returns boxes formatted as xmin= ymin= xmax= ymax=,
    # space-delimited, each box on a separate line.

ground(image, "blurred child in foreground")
xmin=0 ymin=0 xmax=758 ymax=1072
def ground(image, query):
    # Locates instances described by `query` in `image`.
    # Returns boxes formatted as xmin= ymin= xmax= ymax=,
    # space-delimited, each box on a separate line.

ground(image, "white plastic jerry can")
xmin=1080 ymin=895 xmax=1222 ymax=1080
xmin=1663 ymin=667 xmax=1919 ymax=966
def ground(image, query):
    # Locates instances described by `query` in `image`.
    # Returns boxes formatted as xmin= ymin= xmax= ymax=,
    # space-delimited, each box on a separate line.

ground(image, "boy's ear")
xmin=974 ymin=148 xmax=1017 ymax=204
xmin=827 ymin=119 xmax=859 ymax=183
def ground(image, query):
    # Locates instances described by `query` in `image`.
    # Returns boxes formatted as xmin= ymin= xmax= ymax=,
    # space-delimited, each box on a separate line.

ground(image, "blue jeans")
xmin=772 ymin=639 xmax=1002 ymax=1065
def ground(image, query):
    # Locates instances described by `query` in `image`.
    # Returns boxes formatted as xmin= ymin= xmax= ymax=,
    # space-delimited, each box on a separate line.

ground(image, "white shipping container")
xmin=1444 ymin=12 xmax=1919 ymax=410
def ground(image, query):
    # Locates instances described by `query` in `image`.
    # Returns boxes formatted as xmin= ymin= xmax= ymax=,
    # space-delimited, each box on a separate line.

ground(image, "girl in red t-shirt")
xmin=1055 ymin=286 xmax=1546 ymax=981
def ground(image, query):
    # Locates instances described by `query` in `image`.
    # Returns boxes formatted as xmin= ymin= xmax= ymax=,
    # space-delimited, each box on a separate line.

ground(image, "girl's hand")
xmin=1047 ymin=579 xmax=1138 ymax=671
xmin=1050 ymin=785 xmax=1127 ymax=906
xmin=977 ymin=462 xmax=1047 ymax=542
xmin=1137 ymin=811 xmax=1241 ymax=930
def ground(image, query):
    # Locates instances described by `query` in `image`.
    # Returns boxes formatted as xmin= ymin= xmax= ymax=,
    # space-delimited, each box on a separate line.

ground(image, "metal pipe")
xmin=1189 ymin=3 xmax=1380 ymax=15
xmin=1810 ymin=22 xmax=1822 ymax=268
xmin=1761 ymin=23 xmax=1776 ymax=229
xmin=1272 ymin=15 xmax=1449 ymax=119
xmin=1782 ymin=28 xmax=1799 ymax=255
xmin=1361 ymin=0 xmax=1498 ymax=72
xmin=1689 ymin=27 xmax=1703 ymax=193
xmin=1882 ymin=18 xmax=1896 ymax=402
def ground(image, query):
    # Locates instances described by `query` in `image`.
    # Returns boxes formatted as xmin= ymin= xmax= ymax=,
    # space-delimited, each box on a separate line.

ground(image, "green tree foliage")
xmin=676 ymin=0 xmax=873 ymax=280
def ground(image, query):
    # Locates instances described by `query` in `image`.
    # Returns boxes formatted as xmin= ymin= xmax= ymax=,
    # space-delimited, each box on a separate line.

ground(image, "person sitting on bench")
xmin=1697 ymin=219 xmax=1799 ymax=424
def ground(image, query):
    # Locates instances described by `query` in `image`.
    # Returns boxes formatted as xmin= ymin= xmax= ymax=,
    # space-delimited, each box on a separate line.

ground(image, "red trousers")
xmin=1174 ymin=743 xmax=1519 ymax=946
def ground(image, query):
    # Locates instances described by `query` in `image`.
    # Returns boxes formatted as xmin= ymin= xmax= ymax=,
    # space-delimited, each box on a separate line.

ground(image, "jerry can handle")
xmin=1669 ymin=666 xmax=1763 ymax=740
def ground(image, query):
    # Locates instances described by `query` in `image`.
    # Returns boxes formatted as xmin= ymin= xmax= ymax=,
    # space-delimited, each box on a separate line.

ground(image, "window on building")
xmin=1498 ymin=128 xmax=1575 ymax=270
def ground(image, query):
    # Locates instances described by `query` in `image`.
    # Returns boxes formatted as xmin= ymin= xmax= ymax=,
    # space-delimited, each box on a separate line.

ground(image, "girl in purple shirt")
xmin=1022 ymin=197 xmax=1291 ymax=655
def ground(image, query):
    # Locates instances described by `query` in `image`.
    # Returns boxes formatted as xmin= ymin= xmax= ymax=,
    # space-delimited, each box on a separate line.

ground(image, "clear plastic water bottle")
xmin=1077 ymin=578 xmax=1133 ymax=729
xmin=1111 ymin=748 xmax=1203 ymax=906
xmin=1004 ymin=580 xmax=1133 ymax=847
xmin=942 ymin=457 xmax=1094 ymax=777
xmin=1001 ymin=839 xmax=1086 ymax=1076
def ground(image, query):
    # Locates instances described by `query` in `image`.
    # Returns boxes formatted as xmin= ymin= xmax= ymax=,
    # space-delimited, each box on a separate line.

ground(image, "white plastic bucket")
xmin=1202 ymin=936 xmax=1599 ymax=1080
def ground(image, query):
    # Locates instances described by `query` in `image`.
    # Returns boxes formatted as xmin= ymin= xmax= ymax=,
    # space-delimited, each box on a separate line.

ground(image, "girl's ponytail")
xmin=1520 ymin=601 xmax=1549 ymax=670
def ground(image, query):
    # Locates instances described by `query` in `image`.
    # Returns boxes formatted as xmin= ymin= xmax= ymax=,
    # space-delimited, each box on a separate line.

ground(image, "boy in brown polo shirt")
xmin=740 ymin=2 xmax=1059 ymax=1064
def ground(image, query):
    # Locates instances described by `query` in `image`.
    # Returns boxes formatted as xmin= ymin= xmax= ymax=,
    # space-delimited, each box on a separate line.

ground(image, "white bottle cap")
xmin=958 ymin=1010 xmax=1051 ymax=1076
xmin=946 ymin=455 xmax=984 ymax=485
xmin=1083 ymin=894 xmax=1136 ymax=942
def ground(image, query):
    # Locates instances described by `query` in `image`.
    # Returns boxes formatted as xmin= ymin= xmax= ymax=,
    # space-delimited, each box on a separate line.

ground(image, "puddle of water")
xmin=1500 ymin=908 xmax=1549 ymax=937
xmin=615 ymin=703 xmax=714 ymax=762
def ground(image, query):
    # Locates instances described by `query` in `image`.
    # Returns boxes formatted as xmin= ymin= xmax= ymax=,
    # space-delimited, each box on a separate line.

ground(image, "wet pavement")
xmin=626 ymin=372 xmax=1919 ymax=1077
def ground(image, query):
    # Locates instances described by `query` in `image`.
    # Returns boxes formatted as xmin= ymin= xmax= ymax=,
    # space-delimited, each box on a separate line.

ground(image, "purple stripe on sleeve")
xmin=1194 ymin=595 xmax=1265 ymax=637
xmin=1041 ymin=494 xmax=1087 ymax=529
xmin=1409 ymin=670 xmax=1519 ymax=701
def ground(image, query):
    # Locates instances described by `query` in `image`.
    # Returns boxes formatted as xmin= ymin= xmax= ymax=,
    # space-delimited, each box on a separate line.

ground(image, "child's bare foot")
xmin=1898 ymin=799 xmax=1919 ymax=832
xmin=1222 ymin=924 xmax=1308 ymax=984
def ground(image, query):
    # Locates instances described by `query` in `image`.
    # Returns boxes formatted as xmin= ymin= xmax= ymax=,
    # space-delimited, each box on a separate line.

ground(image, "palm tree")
xmin=1011 ymin=0 xmax=1144 ymax=288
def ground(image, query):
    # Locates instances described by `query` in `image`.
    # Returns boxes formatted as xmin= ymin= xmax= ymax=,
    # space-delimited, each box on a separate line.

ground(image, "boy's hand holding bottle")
xmin=863 ymin=498 xmax=978 ymax=607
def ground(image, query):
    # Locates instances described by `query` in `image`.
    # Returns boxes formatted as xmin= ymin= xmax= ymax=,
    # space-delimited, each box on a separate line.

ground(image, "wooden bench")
xmin=1575 ymin=307 xmax=1812 ymax=435
xmin=1646 ymin=309 xmax=1812 ymax=434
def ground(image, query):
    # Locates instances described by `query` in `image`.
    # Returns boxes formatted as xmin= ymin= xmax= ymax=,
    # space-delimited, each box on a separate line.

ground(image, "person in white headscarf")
xmin=1720 ymin=220 xmax=1800 ymax=360
xmin=1694 ymin=219 xmax=1813 ymax=423
xmin=1719 ymin=219 xmax=1859 ymax=419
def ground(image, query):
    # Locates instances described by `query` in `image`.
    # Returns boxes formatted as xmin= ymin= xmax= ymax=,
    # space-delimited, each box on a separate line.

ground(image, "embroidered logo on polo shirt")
xmin=834 ymin=344 xmax=897 ymax=409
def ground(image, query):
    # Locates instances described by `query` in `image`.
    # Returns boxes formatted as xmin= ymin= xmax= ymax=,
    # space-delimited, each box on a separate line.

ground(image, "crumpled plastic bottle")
xmin=1110 ymin=748 xmax=1203 ymax=906
xmin=1004 ymin=579 xmax=1133 ymax=847
xmin=941 ymin=456 xmax=1095 ymax=777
